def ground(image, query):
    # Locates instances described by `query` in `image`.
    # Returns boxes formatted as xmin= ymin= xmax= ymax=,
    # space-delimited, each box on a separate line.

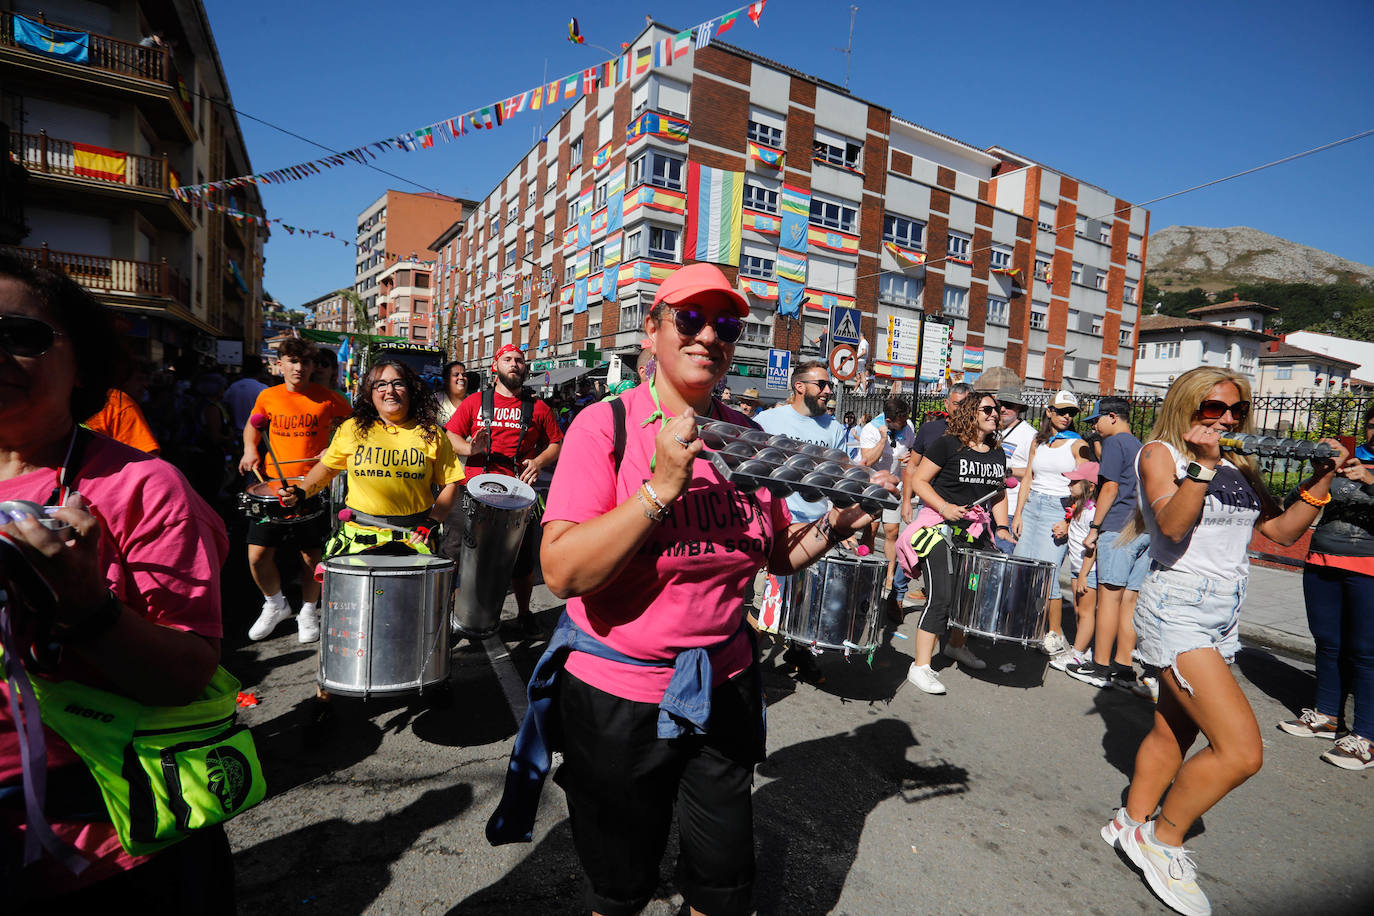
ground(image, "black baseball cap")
xmin=1086 ymin=396 xmax=1131 ymax=422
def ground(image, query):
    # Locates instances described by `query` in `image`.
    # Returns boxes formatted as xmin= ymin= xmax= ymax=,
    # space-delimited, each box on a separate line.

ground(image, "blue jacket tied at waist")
xmin=486 ymin=612 xmax=761 ymax=845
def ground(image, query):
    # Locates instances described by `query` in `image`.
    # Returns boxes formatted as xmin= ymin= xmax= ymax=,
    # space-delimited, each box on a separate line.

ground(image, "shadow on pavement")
xmin=752 ymin=718 xmax=967 ymax=914
xmin=235 ymin=783 xmax=474 ymax=916
xmin=248 ymin=697 xmax=386 ymax=798
xmin=946 ymin=635 xmax=1050 ymax=690
xmin=1235 ymin=646 xmax=1317 ymax=717
xmin=444 ymin=820 xmax=590 ymax=915
xmin=1089 ymin=688 xmax=1155 ymax=779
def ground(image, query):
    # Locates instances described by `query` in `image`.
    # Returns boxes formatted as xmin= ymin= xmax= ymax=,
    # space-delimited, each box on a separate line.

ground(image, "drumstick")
xmin=251 ymin=467 xmax=265 ymax=483
xmin=337 ymin=509 xmax=427 ymax=537
xmin=249 ymin=413 xmax=290 ymax=491
xmin=968 ymin=486 xmax=1005 ymax=510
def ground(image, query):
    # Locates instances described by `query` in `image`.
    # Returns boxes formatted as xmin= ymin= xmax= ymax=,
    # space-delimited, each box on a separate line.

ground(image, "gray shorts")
xmin=1133 ymin=567 xmax=1245 ymax=695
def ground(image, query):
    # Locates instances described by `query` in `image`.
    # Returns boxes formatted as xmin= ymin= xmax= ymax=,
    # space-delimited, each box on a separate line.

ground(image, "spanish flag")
xmin=73 ymin=142 xmax=127 ymax=183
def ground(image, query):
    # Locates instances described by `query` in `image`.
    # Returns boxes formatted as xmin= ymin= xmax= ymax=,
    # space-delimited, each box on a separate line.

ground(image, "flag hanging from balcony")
xmin=606 ymin=166 xmax=626 ymax=232
xmin=73 ymin=142 xmax=128 ymax=183
xmin=747 ymin=141 xmax=784 ymax=169
xmin=778 ymin=184 xmax=810 ymax=253
xmin=573 ymin=278 xmax=588 ymax=314
xmin=777 ymin=278 xmax=806 ymax=317
xmin=808 ymin=225 xmax=859 ymax=256
xmin=775 ymin=251 xmax=806 ymax=284
xmin=962 ymin=346 xmax=984 ymax=371
xmin=593 ymin=141 xmax=611 ymax=170
xmin=684 ymin=163 xmax=743 ymax=267
xmin=884 ymin=241 xmax=926 ymax=268
xmin=13 ymin=15 xmax=90 ymax=63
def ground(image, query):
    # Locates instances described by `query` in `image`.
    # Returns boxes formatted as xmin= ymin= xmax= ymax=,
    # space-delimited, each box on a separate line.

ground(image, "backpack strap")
xmin=610 ymin=397 xmax=627 ymax=474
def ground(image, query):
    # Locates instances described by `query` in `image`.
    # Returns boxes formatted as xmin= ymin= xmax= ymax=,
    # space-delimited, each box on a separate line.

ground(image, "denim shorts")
xmin=1012 ymin=490 xmax=1070 ymax=570
xmin=1133 ymin=567 xmax=1246 ymax=694
xmin=1097 ymin=530 xmax=1151 ymax=591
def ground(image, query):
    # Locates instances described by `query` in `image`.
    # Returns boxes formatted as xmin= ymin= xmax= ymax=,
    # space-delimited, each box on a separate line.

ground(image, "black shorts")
xmin=553 ymin=668 xmax=760 ymax=916
xmin=511 ymin=516 xmax=539 ymax=579
xmin=244 ymin=512 xmax=331 ymax=550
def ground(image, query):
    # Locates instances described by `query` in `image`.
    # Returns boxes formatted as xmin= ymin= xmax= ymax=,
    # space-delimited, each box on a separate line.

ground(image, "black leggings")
xmin=916 ymin=537 xmax=959 ymax=637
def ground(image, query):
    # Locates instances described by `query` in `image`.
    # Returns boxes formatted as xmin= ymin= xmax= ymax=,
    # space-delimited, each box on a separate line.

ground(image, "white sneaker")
xmin=248 ymin=600 xmax=293 ymax=641
xmin=1321 ymin=733 xmax=1374 ymax=770
xmin=1133 ymin=675 xmax=1160 ymax=703
xmin=907 ymin=663 xmax=946 ymax=695
xmin=1120 ymin=821 xmax=1211 ymax=916
xmin=942 ymin=642 xmax=987 ymax=670
xmin=1050 ymin=646 xmax=1088 ymax=672
xmin=297 ymin=608 xmax=320 ymax=643
xmin=1100 ymin=806 xmax=1141 ymax=848
xmin=1041 ymin=630 xmax=1069 ymax=656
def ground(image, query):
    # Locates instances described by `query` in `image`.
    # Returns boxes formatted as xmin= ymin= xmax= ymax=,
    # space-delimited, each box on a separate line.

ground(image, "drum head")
xmin=246 ymin=477 xmax=305 ymax=498
xmin=466 ymin=473 xmax=536 ymax=510
xmin=327 ymin=554 xmax=455 ymax=570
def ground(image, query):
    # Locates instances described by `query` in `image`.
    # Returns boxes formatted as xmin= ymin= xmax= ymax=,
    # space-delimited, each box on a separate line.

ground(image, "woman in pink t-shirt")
xmin=537 ymin=264 xmax=884 ymax=916
xmin=0 ymin=255 xmax=231 ymax=907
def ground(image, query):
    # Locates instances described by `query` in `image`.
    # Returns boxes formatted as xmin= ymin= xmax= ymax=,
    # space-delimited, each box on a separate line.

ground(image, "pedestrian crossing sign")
xmin=830 ymin=306 xmax=861 ymax=346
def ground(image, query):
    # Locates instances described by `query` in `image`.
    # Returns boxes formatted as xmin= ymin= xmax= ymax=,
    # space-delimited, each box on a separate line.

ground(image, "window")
xmin=570 ymin=137 xmax=583 ymax=167
xmin=739 ymin=253 xmax=775 ymax=279
xmin=740 ymin=317 xmax=770 ymax=345
xmin=415 ymin=274 xmax=429 ymax=289
xmin=509 ymin=202 xmax=519 ymax=221
xmin=505 ymin=243 xmax=517 ymax=268
xmin=743 ymin=180 xmax=779 ymax=214
xmin=987 ymin=296 xmax=1009 ymax=325
xmin=594 ymin=178 xmax=609 ymax=210
xmin=946 ymin=231 xmax=971 ymax=261
xmin=561 ymin=317 xmax=573 ymax=341
xmin=1119 ymin=328 xmax=1132 ymax=348
xmin=1100 ymin=223 xmax=1113 ymax=244
xmin=1124 ymin=281 xmax=1138 ymax=304
xmin=632 ymin=82 xmax=650 ymax=117
xmin=1091 ymin=318 xmax=1103 ymax=335
xmin=1071 ymin=262 xmax=1083 ymax=284
xmin=413 ymin=326 xmax=427 ymax=340
xmin=1095 ymin=269 xmax=1108 ymax=291
xmin=619 ymin=294 xmax=648 ymax=330
xmin=1154 ymin=341 xmax=1180 ymax=359
xmin=748 ymin=119 xmax=783 ymax=148
xmin=648 ymin=226 xmax=679 ymax=261
xmin=629 ymin=151 xmax=685 ymax=190
xmin=484 ymin=336 xmax=494 ymax=358
xmin=1276 ymin=366 xmax=1293 ymax=380
xmin=879 ymin=272 xmax=923 ymax=306
xmin=654 ymin=76 xmax=689 ymax=118
xmin=809 ymin=194 xmax=858 ymax=232
xmin=590 ymin=244 xmax=605 ymax=272
xmin=1035 ymin=257 xmax=1051 ymax=280
xmin=588 ymin=319 xmax=602 ymax=339
xmin=625 ymin=229 xmax=643 ymax=260
xmin=567 ymin=200 xmax=578 ymax=225
xmin=812 ymin=127 xmax=862 ymax=170
xmin=528 ymin=189 xmax=537 ymax=208
xmin=990 ymin=246 xmax=1012 ymax=271
xmin=1030 ymin=309 xmax=1047 ymax=330
xmin=883 ymin=214 xmax=924 ymax=250
xmin=1138 ymin=343 xmax=1147 ymax=360
xmin=942 ymin=287 xmax=968 ymax=318
xmin=564 ymin=263 xmax=576 ymax=284
xmin=525 ymin=237 xmax=534 ymax=256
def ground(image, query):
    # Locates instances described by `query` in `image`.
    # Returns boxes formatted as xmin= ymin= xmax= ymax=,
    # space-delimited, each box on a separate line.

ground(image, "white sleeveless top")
xmin=1137 ymin=441 xmax=1261 ymax=580
xmin=1029 ymin=436 xmax=1080 ymax=498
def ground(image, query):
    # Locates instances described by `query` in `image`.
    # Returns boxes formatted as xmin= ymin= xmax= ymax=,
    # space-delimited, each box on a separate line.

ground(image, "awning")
xmin=537 ymin=366 xmax=593 ymax=387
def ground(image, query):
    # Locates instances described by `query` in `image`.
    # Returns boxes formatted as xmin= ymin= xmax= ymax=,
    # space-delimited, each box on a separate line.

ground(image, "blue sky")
xmin=203 ymin=0 xmax=1374 ymax=310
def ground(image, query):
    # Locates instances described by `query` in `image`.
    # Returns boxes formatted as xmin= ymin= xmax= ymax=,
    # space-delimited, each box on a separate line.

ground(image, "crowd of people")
xmin=3 ymin=251 xmax=1371 ymax=916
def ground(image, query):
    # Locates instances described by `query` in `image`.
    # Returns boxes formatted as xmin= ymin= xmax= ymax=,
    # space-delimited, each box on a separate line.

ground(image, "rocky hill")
xmin=1147 ymin=226 xmax=1374 ymax=291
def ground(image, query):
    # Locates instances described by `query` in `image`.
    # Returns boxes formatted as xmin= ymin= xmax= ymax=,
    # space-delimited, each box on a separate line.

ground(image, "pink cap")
xmin=653 ymin=263 xmax=750 ymax=317
xmin=1064 ymin=461 xmax=1100 ymax=483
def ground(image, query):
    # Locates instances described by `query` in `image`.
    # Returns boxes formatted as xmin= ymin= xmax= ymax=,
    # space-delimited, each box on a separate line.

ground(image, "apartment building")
xmin=1133 ymin=299 xmax=1274 ymax=393
xmin=375 ymin=257 xmax=434 ymax=343
xmin=353 ymin=190 xmax=472 ymax=324
xmin=303 ymin=289 xmax=349 ymax=333
xmin=0 ymin=0 xmax=267 ymax=363
xmin=1256 ymin=341 xmax=1362 ymax=396
xmin=434 ymin=23 xmax=1149 ymax=393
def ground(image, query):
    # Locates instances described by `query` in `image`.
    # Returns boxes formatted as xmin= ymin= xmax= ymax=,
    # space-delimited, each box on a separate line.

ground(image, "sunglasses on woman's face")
xmin=0 ymin=315 xmax=65 ymax=358
xmin=1049 ymin=406 xmax=1079 ymax=419
xmin=672 ymin=308 xmax=742 ymax=343
xmin=1196 ymin=399 xmax=1250 ymax=423
xmin=978 ymin=404 xmax=999 ymax=416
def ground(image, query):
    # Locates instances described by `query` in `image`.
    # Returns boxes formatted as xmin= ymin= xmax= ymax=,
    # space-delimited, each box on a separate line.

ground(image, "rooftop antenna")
xmin=835 ymin=6 xmax=858 ymax=90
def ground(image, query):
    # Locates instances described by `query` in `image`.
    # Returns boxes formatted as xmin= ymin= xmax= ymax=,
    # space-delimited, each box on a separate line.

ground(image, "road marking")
xmin=482 ymin=634 xmax=529 ymax=720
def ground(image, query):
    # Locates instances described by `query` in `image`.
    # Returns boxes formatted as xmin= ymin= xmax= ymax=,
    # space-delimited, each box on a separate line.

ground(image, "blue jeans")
xmin=1097 ymin=530 xmax=1151 ymax=590
xmin=1013 ymin=490 xmax=1070 ymax=570
xmin=1303 ymin=564 xmax=1374 ymax=739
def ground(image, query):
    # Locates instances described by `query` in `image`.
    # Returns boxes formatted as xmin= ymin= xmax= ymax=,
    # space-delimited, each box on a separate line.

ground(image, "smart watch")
xmin=1184 ymin=461 xmax=1217 ymax=484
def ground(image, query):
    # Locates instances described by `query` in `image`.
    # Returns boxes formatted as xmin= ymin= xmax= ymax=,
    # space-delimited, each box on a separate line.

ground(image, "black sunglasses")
xmin=0 ymin=315 xmax=65 ymax=358
xmin=800 ymin=378 xmax=834 ymax=390
xmin=1197 ymin=399 xmax=1250 ymax=423
xmin=1049 ymin=406 xmax=1079 ymax=419
xmin=978 ymin=404 xmax=998 ymax=416
xmin=673 ymin=308 xmax=742 ymax=343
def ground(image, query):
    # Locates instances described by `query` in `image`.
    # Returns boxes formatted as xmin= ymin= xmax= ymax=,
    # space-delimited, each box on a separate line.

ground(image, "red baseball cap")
xmin=653 ymin=263 xmax=750 ymax=317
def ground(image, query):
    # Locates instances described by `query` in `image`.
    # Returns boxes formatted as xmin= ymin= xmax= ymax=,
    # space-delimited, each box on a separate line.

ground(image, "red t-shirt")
xmin=445 ymin=390 xmax=563 ymax=477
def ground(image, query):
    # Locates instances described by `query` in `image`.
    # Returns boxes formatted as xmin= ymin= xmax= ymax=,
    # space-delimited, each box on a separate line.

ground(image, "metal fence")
xmin=837 ymin=392 xmax=1373 ymax=500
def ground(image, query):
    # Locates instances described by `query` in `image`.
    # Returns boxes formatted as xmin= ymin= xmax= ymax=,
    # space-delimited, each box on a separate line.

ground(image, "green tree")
xmin=335 ymin=288 xmax=369 ymax=334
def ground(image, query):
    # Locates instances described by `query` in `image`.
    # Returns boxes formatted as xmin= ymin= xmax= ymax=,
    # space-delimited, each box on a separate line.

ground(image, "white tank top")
xmin=1138 ymin=441 xmax=1261 ymax=580
xmin=1030 ymin=436 xmax=1079 ymax=497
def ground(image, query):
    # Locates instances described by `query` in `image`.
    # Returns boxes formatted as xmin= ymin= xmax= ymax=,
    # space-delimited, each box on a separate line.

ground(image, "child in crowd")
xmin=1052 ymin=463 xmax=1100 ymax=672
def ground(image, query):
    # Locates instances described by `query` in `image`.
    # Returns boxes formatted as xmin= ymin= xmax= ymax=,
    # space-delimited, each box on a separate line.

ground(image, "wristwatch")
xmin=1184 ymin=461 xmax=1217 ymax=484
xmin=1088 ymin=522 xmax=1102 ymax=530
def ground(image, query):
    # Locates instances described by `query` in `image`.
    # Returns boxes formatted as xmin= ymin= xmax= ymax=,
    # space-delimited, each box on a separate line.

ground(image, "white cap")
xmin=1051 ymin=390 xmax=1080 ymax=409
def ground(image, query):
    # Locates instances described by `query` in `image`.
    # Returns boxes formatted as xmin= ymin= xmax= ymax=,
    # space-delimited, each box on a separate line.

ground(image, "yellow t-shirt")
xmin=323 ymin=419 xmax=464 ymax=517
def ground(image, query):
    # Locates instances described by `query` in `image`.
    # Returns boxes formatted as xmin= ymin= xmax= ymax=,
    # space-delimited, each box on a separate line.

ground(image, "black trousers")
xmin=916 ymin=537 xmax=958 ymax=636
xmin=553 ymin=669 xmax=760 ymax=916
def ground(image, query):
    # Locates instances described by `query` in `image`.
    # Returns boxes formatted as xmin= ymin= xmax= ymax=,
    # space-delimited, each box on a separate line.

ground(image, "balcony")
xmin=0 ymin=11 xmax=196 ymax=143
xmin=3 ymin=243 xmax=193 ymax=318
xmin=16 ymin=130 xmax=192 ymax=231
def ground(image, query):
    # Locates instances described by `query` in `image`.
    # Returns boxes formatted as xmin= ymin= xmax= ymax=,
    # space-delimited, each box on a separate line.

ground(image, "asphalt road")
xmin=223 ymin=590 xmax=1374 ymax=916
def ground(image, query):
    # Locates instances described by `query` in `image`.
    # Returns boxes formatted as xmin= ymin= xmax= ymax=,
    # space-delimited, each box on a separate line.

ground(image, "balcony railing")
xmin=1 ymin=11 xmax=175 ymax=84
xmin=18 ymin=130 xmax=177 ymax=192
xmin=2 ymin=243 xmax=189 ymax=309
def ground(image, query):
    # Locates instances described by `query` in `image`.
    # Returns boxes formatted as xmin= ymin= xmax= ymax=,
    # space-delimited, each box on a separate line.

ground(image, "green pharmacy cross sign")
xmin=577 ymin=344 xmax=602 ymax=367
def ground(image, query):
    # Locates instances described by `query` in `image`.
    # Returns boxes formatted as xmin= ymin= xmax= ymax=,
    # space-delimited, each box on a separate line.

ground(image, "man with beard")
xmin=446 ymin=344 xmax=563 ymax=635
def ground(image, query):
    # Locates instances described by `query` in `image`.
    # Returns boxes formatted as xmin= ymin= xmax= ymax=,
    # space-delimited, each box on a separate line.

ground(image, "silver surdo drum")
xmin=319 ymin=554 xmax=456 ymax=697
xmin=238 ymin=476 xmax=325 ymax=524
xmin=452 ymin=473 xmax=537 ymax=638
xmin=948 ymin=548 xmax=1054 ymax=645
xmin=780 ymin=550 xmax=886 ymax=656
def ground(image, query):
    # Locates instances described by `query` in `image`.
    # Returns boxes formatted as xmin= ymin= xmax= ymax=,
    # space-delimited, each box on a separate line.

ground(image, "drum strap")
xmin=609 ymin=397 xmax=627 ymax=474
xmin=481 ymin=387 xmax=537 ymax=472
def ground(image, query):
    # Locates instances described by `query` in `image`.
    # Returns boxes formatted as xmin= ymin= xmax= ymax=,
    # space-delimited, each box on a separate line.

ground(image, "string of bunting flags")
xmin=171 ymin=2 xmax=768 ymax=201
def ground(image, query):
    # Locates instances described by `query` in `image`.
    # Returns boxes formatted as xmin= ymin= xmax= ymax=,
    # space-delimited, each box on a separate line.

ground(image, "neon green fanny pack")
xmin=9 ymin=655 xmax=267 ymax=857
